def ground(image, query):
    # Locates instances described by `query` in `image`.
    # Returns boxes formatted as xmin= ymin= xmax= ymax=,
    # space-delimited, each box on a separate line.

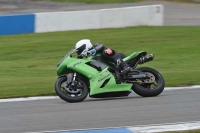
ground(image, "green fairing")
xmin=123 ymin=51 xmax=146 ymax=61
xmin=89 ymin=68 xmax=132 ymax=95
xmin=56 ymin=50 xmax=146 ymax=96
xmin=57 ymin=56 xmax=99 ymax=78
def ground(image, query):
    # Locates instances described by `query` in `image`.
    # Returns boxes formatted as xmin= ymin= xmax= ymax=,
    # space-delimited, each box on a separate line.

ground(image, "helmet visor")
xmin=76 ymin=44 xmax=86 ymax=55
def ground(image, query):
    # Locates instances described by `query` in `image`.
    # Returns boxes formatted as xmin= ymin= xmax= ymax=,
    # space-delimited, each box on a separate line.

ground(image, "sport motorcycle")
xmin=55 ymin=49 xmax=165 ymax=103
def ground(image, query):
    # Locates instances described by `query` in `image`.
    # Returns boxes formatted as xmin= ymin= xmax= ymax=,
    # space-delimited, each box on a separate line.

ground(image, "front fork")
xmin=71 ymin=72 xmax=77 ymax=86
xmin=65 ymin=72 xmax=76 ymax=86
xmin=63 ymin=72 xmax=81 ymax=93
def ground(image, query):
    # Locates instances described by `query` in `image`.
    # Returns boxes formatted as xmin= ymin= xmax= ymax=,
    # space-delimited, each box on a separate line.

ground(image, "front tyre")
xmin=55 ymin=76 xmax=88 ymax=103
xmin=132 ymin=67 xmax=165 ymax=97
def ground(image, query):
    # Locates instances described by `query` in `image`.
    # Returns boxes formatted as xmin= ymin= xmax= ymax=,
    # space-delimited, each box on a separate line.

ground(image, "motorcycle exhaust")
xmin=139 ymin=54 xmax=154 ymax=64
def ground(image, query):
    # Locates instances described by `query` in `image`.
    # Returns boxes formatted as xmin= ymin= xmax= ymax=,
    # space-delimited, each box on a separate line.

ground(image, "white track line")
xmin=0 ymin=96 xmax=58 ymax=103
xmin=164 ymin=85 xmax=200 ymax=91
xmin=24 ymin=121 xmax=200 ymax=133
xmin=0 ymin=85 xmax=200 ymax=103
xmin=128 ymin=121 xmax=200 ymax=133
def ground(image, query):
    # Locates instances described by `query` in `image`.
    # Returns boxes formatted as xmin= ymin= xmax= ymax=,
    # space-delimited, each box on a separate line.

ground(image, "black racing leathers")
xmin=93 ymin=43 xmax=123 ymax=64
xmin=93 ymin=43 xmax=132 ymax=74
xmin=93 ymin=43 xmax=105 ymax=54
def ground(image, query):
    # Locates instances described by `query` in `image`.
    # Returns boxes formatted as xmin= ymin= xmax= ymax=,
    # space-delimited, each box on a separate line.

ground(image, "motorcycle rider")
xmin=75 ymin=39 xmax=132 ymax=75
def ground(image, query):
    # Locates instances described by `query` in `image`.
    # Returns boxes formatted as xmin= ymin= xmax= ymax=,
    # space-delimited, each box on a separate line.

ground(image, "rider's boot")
xmin=117 ymin=59 xmax=133 ymax=75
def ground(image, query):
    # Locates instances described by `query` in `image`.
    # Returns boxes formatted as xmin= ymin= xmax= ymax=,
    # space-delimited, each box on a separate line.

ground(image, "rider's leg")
xmin=116 ymin=59 xmax=132 ymax=75
xmin=102 ymin=48 xmax=132 ymax=74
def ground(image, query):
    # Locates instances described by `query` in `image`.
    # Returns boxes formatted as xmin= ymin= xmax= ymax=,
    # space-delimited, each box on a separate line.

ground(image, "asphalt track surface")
xmin=0 ymin=0 xmax=200 ymax=25
xmin=0 ymin=88 xmax=200 ymax=133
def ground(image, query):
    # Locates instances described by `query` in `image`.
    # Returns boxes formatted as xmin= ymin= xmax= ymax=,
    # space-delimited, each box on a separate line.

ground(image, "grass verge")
xmin=0 ymin=26 xmax=200 ymax=98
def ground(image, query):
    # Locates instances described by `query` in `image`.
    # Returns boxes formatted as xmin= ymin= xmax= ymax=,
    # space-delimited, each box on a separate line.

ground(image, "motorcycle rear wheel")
xmin=55 ymin=76 xmax=88 ymax=103
xmin=132 ymin=67 xmax=165 ymax=97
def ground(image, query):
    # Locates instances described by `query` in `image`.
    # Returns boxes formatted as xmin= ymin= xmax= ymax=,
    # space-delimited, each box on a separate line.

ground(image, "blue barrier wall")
xmin=0 ymin=14 xmax=35 ymax=35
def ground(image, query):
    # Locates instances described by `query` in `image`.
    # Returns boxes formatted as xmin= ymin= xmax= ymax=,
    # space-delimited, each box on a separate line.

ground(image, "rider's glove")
xmin=87 ymin=49 xmax=96 ymax=56
xmin=80 ymin=49 xmax=96 ymax=57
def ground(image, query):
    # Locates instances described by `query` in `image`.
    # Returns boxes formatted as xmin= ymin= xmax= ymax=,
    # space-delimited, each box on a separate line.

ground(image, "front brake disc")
xmin=64 ymin=81 xmax=81 ymax=93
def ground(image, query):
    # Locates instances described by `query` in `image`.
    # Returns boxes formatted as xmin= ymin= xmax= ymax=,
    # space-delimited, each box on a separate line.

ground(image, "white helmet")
xmin=75 ymin=39 xmax=93 ymax=55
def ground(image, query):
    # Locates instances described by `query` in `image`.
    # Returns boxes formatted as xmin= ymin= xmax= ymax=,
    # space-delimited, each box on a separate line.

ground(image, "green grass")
xmin=41 ymin=0 xmax=199 ymax=4
xmin=0 ymin=26 xmax=200 ymax=98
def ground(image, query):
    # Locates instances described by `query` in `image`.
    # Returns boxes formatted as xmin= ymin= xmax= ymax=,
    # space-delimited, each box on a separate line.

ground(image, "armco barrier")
xmin=0 ymin=5 xmax=163 ymax=35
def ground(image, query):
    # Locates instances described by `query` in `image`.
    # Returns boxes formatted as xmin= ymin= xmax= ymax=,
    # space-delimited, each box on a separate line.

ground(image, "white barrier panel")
xmin=35 ymin=10 xmax=100 ymax=32
xmin=35 ymin=5 xmax=163 ymax=33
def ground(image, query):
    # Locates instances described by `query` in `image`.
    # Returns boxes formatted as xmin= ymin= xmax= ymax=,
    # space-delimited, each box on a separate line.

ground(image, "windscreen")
xmin=57 ymin=49 xmax=77 ymax=67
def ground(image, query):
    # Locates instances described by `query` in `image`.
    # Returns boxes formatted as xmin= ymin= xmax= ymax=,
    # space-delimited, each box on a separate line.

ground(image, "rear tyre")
xmin=132 ymin=67 xmax=165 ymax=97
xmin=55 ymin=76 xmax=88 ymax=103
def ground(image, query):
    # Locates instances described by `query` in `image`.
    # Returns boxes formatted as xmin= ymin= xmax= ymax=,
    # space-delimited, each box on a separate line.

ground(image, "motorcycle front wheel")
xmin=55 ymin=76 xmax=88 ymax=103
xmin=132 ymin=67 xmax=165 ymax=97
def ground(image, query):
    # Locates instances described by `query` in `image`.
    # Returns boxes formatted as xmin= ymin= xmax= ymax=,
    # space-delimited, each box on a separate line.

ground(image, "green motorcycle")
xmin=55 ymin=49 xmax=165 ymax=103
